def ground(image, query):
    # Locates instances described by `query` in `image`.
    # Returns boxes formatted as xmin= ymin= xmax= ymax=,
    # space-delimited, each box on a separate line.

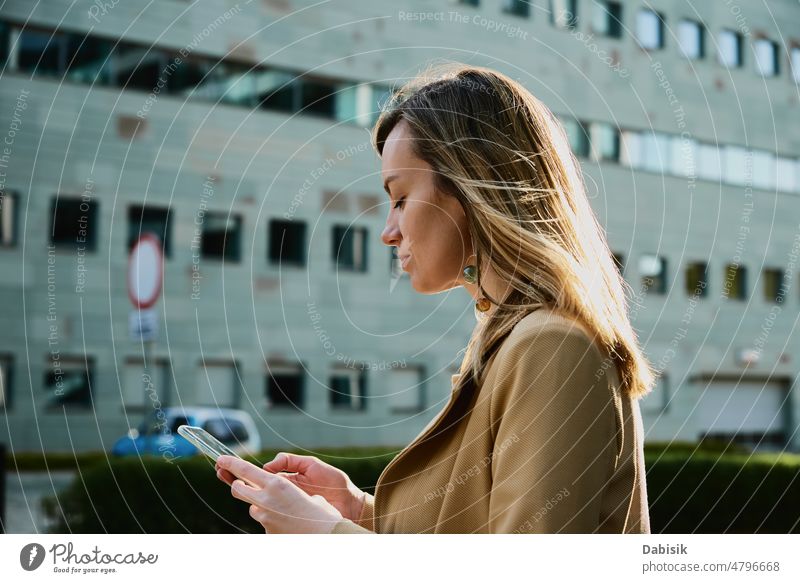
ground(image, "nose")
xmin=381 ymin=209 xmax=401 ymax=248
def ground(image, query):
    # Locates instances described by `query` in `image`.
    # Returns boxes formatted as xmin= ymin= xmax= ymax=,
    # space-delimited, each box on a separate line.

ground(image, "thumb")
xmin=263 ymin=452 xmax=293 ymax=473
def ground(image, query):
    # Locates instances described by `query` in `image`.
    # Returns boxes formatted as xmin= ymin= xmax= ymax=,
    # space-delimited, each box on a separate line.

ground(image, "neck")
xmin=460 ymin=264 xmax=514 ymax=316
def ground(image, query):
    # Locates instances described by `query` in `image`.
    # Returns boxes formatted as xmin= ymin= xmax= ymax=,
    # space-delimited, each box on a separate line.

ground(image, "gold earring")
xmin=462 ymin=265 xmax=492 ymax=314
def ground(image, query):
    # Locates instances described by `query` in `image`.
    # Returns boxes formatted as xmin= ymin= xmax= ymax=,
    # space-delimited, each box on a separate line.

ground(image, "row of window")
xmin=1 ymin=190 xmax=797 ymax=304
xmin=0 ymin=355 xmax=425 ymax=413
xmin=0 ymin=20 xmax=390 ymax=125
xmin=0 ymin=191 xmax=368 ymax=270
xmin=466 ymin=0 xmax=800 ymax=81
xmin=3 ymin=18 xmax=797 ymax=195
xmin=616 ymin=252 xmax=794 ymax=304
xmin=558 ymin=116 xmax=800 ymax=194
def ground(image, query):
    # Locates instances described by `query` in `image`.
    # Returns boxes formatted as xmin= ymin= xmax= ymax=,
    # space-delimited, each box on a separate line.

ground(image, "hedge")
xmin=37 ymin=443 xmax=800 ymax=533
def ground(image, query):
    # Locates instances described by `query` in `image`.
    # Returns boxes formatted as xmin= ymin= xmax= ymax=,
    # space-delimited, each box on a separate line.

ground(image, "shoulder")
xmin=486 ymin=307 xmax=617 ymax=400
xmin=499 ymin=308 xmax=607 ymax=363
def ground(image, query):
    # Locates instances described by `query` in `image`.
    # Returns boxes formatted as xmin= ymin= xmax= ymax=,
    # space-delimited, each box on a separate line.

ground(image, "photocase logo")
xmin=20 ymin=543 xmax=46 ymax=571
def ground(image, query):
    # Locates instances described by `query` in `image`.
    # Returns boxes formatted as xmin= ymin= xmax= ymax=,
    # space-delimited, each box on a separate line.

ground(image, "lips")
xmin=399 ymin=254 xmax=411 ymax=269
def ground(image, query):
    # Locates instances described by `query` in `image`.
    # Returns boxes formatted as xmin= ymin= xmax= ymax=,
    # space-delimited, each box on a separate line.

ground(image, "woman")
xmin=216 ymin=63 xmax=655 ymax=534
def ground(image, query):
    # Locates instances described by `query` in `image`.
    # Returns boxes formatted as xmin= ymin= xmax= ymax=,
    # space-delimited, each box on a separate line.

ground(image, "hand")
xmin=215 ymin=455 xmax=343 ymax=534
xmin=217 ymin=452 xmax=367 ymax=523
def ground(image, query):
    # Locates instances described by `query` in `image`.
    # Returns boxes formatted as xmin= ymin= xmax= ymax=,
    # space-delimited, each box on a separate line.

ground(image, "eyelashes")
xmin=393 ymin=197 xmax=406 ymax=209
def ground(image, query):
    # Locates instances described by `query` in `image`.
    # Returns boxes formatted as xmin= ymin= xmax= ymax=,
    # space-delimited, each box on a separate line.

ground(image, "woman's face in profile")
xmin=380 ymin=119 xmax=472 ymax=294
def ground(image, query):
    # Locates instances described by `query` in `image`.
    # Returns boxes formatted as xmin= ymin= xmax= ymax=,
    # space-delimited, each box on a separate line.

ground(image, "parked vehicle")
xmin=111 ymin=407 xmax=261 ymax=458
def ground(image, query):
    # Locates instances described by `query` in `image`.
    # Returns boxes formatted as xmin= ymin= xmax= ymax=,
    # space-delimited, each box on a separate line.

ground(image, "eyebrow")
xmin=383 ymin=174 xmax=400 ymax=197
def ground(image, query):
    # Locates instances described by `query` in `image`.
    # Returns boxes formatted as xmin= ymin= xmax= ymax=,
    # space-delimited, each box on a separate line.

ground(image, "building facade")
xmin=0 ymin=0 xmax=799 ymax=453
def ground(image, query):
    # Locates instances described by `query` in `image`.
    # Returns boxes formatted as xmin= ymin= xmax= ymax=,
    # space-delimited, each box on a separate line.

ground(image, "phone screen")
xmin=177 ymin=425 xmax=242 ymax=462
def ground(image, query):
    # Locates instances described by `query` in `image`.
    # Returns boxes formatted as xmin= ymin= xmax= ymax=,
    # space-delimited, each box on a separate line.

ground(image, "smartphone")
xmin=177 ymin=425 xmax=242 ymax=461
xmin=178 ymin=425 xmax=260 ymax=487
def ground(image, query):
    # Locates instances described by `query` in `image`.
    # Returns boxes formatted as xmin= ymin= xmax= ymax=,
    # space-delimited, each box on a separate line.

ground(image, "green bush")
xmin=645 ymin=451 xmax=800 ymax=533
xmin=39 ymin=444 xmax=800 ymax=533
xmin=41 ymin=448 xmax=396 ymax=533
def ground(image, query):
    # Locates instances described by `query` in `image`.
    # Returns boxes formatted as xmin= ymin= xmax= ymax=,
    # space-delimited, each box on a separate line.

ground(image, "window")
xmin=671 ymin=135 xmax=697 ymax=178
xmin=723 ymin=145 xmax=754 ymax=186
xmin=196 ymin=361 xmax=238 ymax=407
xmin=332 ymin=224 xmax=368 ymax=272
xmin=0 ymin=354 xmax=12 ymax=409
xmin=65 ymin=35 xmax=114 ymax=85
xmin=266 ymin=362 xmax=304 ymax=409
xmin=201 ymin=213 xmax=242 ymax=261
xmin=589 ymin=122 xmax=620 ymax=161
xmin=268 ymin=219 xmax=306 ymax=266
xmin=754 ymin=38 xmax=778 ymax=77
xmin=697 ymin=143 xmax=722 ymax=181
xmin=387 ymin=366 xmax=424 ymax=413
xmin=299 ymin=78 xmax=338 ymax=118
xmin=763 ymin=268 xmax=785 ymax=303
xmin=591 ymin=1 xmax=622 ymax=38
xmin=255 ymin=69 xmax=297 ymax=112
xmin=44 ymin=357 xmax=93 ymax=407
xmin=122 ymin=357 xmax=170 ymax=410
xmin=677 ymin=19 xmax=704 ymax=59
xmin=718 ymin=29 xmax=742 ymax=68
xmin=792 ymin=47 xmax=800 ymax=83
xmin=329 ymin=365 xmax=367 ymax=410
xmin=611 ymin=252 xmax=624 ymax=275
xmin=639 ymin=132 xmax=672 ymax=173
xmin=635 ymin=9 xmax=664 ymax=50
xmin=641 ymin=373 xmax=669 ymax=414
xmin=1 ymin=189 xmax=18 ymax=247
xmin=18 ymin=28 xmax=65 ymax=76
xmin=336 ymin=83 xmax=375 ymax=126
xmin=550 ymin=0 xmax=577 ymax=30
xmin=454 ymin=0 xmax=479 ymax=6
xmin=639 ymin=254 xmax=667 ymax=294
xmin=723 ymin=263 xmax=747 ymax=300
xmin=50 ymin=196 xmax=98 ymax=251
xmin=503 ymin=0 xmax=530 ymax=18
xmin=562 ymin=117 xmax=590 ymax=158
xmin=112 ymin=45 xmax=167 ymax=91
xmin=128 ymin=205 xmax=171 ymax=257
xmin=752 ymin=150 xmax=776 ymax=190
xmin=619 ymin=130 xmax=641 ymax=167
xmin=685 ymin=262 xmax=708 ymax=297
xmin=776 ymin=156 xmax=799 ymax=193
xmin=0 ymin=21 xmax=10 ymax=67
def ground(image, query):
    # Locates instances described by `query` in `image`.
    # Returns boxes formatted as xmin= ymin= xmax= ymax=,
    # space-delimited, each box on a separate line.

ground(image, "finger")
xmin=230 ymin=479 xmax=262 ymax=505
xmin=217 ymin=455 xmax=275 ymax=488
xmin=262 ymin=452 xmax=317 ymax=474
xmin=216 ymin=469 xmax=236 ymax=485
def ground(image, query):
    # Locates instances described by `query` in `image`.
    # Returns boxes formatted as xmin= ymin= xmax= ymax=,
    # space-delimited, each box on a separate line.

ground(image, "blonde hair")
xmin=373 ymin=63 xmax=655 ymax=399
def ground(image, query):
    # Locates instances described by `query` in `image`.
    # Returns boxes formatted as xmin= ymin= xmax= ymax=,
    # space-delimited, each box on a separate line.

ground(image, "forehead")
xmin=380 ymin=119 xmax=427 ymax=179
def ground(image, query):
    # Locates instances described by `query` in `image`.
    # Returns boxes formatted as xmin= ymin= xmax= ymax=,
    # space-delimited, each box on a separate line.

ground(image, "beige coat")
xmin=331 ymin=308 xmax=650 ymax=533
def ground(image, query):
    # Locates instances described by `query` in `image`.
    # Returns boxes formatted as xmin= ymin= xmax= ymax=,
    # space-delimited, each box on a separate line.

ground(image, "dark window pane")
xmin=1 ymin=190 xmax=18 ymax=247
xmin=502 ymin=0 xmax=529 ymax=18
xmin=18 ymin=29 xmax=64 ymax=76
xmin=269 ymin=219 xmax=306 ymax=266
xmin=128 ymin=205 xmax=171 ymax=258
xmin=50 ymin=197 xmax=98 ymax=251
xmin=201 ymin=213 xmax=241 ymax=261
xmin=300 ymin=79 xmax=337 ymax=117
xmin=256 ymin=70 xmax=297 ymax=113
xmin=0 ymin=21 xmax=9 ymax=67
xmin=65 ymin=34 xmax=113 ymax=85
xmin=266 ymin=371 xmax=304 ymax=408
xmin=113 ymin=45 xmax=166 ymax=91
xmin=723 ymin=264 xmax=747 ymax=300
xmin=332 ymin=225 xmax=368 ymax=272
xmin=686 ymin=262 xmax=708 ymax=297
xmin=0 ymin=355 xmax=13 ymax=410
xmin=329 ymin=370 xmax=366 ymax=410
xmin=44 ymin=360 xmax=93 ymax=407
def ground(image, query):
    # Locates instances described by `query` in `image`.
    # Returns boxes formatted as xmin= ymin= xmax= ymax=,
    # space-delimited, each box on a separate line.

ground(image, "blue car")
xmin=111 ymin=407 xmax=261 ymax=459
